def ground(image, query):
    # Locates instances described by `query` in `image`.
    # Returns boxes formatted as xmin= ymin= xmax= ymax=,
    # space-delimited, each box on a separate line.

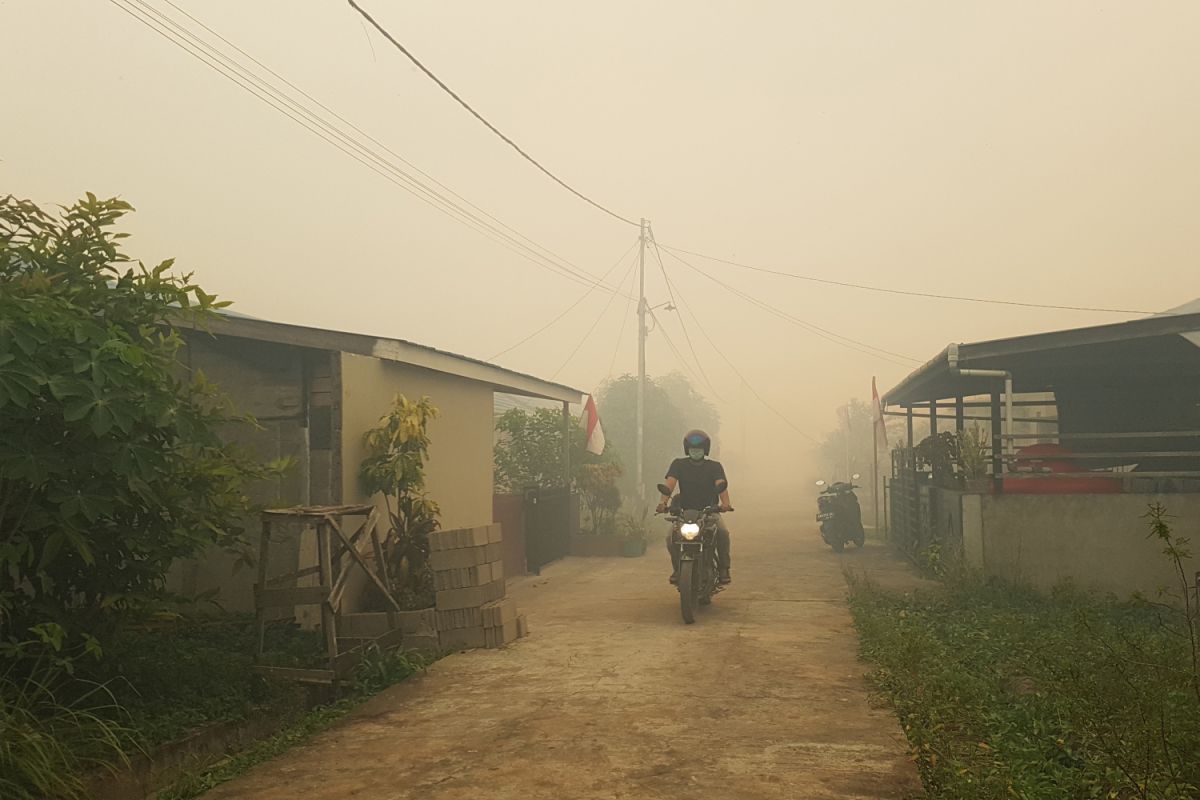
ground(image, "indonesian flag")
xmin=872 ymin=376 xmax=888 ymax=448
xmin=582 ymin=395 xmax=606 ymax=455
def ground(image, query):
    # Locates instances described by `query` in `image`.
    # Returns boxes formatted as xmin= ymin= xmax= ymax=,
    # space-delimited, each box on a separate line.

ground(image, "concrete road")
xmin=203 ymin=512 xmax=923 ymax=800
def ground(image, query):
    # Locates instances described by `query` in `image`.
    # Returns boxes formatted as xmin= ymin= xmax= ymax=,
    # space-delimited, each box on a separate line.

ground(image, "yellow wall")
xmin=340 ymin=353 xmax=495 ymax=531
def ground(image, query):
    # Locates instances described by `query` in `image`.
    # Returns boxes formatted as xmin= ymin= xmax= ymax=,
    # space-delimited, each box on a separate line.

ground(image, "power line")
xmin=648 ymin=308 xmax=714 ymax=401
xmin=658 ymin=243 xmax=1153 ymax=315
xmin=606 ymin=263 xmax=640 ymax=378
xmin=346 ymin=0 xmax=639 ymax=228
xmin=659 ymin=247 xmax=920 ymax=366
xmin=645 ymin=245 xmax=819 ymax=443
xmin=108 ymin=0 xmax=631 ymax=297
xmin=652 ymin=285 xmax=820 ymax=445
xmin=550 ymin=256 xmax=640 ymax=380
xmin=157 ymin=0 xmax=613 ymax=291
xmin=647 ymin=229 xmax=721 ymax=400
xmin=490 ymin=240 xmax=637 ymax=360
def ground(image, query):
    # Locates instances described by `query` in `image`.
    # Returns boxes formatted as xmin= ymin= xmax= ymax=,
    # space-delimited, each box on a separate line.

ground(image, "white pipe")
xmin=946 ymin=344 xmax=1015 ymax=466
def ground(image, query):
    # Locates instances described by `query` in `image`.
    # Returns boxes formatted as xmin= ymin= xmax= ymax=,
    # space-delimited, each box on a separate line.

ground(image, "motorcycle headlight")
xmin=680 ymin=522 xmax=701 ymax=539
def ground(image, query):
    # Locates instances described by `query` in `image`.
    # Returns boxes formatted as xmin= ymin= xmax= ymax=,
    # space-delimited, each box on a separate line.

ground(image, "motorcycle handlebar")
xmin=656 ymin=506 xmax=733 ymax=516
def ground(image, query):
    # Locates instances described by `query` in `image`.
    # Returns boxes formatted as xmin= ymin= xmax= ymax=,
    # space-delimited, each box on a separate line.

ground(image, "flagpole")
xmin=873 ymin=404 xmax=880 ymax=537
xmin=636 ymin=219 xmax=647 ymax=506
xmin=872 ymin=377 xmax=881 ymax=538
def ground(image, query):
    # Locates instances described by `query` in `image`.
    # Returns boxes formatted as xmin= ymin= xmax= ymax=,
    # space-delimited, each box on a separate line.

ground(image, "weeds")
xmin=0 ymin=649 xmax=137 ymax=800
xmin=157 ymin=643 xmax=431 ymax=800
xmin=849 ymin=505 xmax=1200 ymax=799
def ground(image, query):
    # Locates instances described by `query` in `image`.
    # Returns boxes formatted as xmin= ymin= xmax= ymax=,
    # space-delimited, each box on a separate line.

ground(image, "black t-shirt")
xmin=666 ymin=457 xmax=728 ymax=510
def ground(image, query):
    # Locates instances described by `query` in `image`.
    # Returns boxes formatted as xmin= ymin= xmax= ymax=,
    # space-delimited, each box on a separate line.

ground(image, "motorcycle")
xmin=656 ymin=482 xmax=729 ymax=625
xmin=815 ymin=473 xmax=865 ymax=552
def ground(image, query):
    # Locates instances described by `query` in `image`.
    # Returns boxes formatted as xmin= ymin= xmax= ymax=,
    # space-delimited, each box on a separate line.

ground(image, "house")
xmin=169 ymin=313 xmax=583 ymax=612
xmin=882 ymin=309 xmax=1200 ymax=598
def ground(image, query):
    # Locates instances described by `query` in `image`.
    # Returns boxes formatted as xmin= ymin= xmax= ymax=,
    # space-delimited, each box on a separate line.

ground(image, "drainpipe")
xmin=947 ymin=343 xmax=1014 ymax=463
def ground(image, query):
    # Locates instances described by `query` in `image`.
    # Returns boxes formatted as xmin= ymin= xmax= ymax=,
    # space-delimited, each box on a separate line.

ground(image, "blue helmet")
xmin=683 ymin=429 xmax=711 ymax=456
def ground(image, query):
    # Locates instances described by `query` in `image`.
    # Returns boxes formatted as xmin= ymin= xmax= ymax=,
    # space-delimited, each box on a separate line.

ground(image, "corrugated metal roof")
xmin=884 ymin=311 xmax=1200 ymax=405
xmin=194 ymin=312 xmax=585 ymax=404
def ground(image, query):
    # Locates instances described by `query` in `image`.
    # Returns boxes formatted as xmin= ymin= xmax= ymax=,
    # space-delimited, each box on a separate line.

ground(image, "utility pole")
xmin=636 ymin=218 xmax=648 ymax=504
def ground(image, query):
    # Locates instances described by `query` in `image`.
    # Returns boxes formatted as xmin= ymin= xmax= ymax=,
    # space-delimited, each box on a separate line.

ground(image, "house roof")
xmin=195 ymin=313 xmax=585 ymax=405
xmin=494 ymin=393 xmax=562 ymax=415
xmin=884 ymin=311 xmax=1200 ymax=406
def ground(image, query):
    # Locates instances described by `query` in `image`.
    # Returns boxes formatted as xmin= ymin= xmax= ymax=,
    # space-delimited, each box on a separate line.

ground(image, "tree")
xmin=818 ymin=399 xmax=877 ymax=481
xmin=577 ymin=463 xmax=622 ymax=536
xmin=0 ymin=194 xmax=276 ymax=647
xmin=493 ymin=407 xmax=610 ymax=492
xmin=658 ymin=372 xmax=720 ymax=450
xmin=595 ymin=373 xmax=716 ymax=501
xmin=359 ymin=394 xmax=440 ymax=609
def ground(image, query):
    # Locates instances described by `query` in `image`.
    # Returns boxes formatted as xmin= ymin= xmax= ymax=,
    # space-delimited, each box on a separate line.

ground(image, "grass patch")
xmin=156 ymin=643 xmax=431 ymax=800
xmin=0 ymin=666 xmax=138 ymax=800
xmin=2 ymin=613 xmax=397 ymax=798
xmin=99 ymin=616 xmax=320 ymax=748
xmin=848 ymin=573 xmax=1200 ymax=799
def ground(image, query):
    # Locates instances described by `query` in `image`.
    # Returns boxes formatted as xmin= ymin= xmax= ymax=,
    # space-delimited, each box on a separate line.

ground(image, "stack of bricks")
xmin=430 ymin=523 xmax=528 ymax=651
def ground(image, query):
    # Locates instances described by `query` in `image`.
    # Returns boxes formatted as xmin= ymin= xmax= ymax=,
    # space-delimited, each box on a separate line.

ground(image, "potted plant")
xmin=956 ymin=425 xmax=991 ymax=493
xmin=617 ymin=503 xmax=650 ymax=557
xmin=572 ymin=464 xmax=626 ymax=556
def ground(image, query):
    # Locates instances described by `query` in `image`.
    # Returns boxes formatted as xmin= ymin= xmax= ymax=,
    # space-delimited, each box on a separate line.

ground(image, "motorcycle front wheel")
xmin=698 ymin=555 xmax=716 ymax=605
xmin=678 ymin=560 xmax=696 ymax=624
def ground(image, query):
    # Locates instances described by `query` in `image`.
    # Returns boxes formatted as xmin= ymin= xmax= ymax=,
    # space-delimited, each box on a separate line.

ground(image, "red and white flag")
xmin=581 ymin=395 xmax=606 ymax=455
xmin=871 ymin=376 xmax=888 ymax=448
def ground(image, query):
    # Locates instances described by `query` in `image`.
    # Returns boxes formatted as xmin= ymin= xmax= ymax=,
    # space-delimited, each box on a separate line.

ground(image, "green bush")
xmin=359 ymin=395 xmax=441 ymax=609
xmin=0 ymin=194 xmax=279 ymax=648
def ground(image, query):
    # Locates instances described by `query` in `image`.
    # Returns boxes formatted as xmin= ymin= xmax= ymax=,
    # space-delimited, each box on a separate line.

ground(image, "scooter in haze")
xmin=815 ymin=474 xmax=865 ymax=552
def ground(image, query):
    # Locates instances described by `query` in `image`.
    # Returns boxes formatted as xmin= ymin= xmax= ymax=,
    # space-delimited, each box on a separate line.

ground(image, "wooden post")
xmin=906 ymin=406 xmax=915 ymax=450
xmin=316 ymin=521 xmax=339 ymax=676
xmin=955 ymin=395 xmax=965 ymax=433
xmin=254 ymin=517 xmax=272 ymax=659
xmin=369 ymin=517 xmax=396 ymax=631
xmin=872 ymin=410 xmax=880 ymax=536
xmin=882 ymin=476 xmax=889 ymax=538
xmin=991 ymin=390 xmax=1004 ymax=494
xmin=563 ymin=400 xmax=572 ymax=540
xmin=929 ymin=400 xmax=938 ymax=437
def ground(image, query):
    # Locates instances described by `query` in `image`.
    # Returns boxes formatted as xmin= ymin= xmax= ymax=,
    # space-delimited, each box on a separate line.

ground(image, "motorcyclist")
xmin=657 ymin=429 xmax=734 ymax=585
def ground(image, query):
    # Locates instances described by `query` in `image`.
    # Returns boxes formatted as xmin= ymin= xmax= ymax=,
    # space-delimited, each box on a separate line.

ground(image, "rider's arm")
xmin=715 ymin=474 xmax=732 ymax=512
xmin=659 ymin=476 xmax=678 ymax=507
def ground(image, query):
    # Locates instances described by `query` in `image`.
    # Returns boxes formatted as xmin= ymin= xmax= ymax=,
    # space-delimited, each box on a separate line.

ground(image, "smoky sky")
xmin=4 ymin=1 xmax=1198 ymax=490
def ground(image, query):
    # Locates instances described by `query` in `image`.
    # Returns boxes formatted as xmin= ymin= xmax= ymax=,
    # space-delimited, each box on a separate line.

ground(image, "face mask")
xmin=688 ymin=447 xmax=705 ymax=461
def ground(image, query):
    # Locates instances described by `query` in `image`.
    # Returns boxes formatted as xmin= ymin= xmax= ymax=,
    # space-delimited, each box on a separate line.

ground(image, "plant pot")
xmin=965 ymin=478 xmax=994 ymax=494
xmin=570 ymin=534 xmax=625 ymax=557
xmin=620 ymin=538 xmax=647 ymax=558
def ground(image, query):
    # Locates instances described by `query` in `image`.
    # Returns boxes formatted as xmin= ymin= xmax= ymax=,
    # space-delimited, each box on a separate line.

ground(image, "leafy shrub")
xmin=359 ymin=395 xmax=440 ymax=608
xmin=0 ymin=194 xmax=278 ymax=649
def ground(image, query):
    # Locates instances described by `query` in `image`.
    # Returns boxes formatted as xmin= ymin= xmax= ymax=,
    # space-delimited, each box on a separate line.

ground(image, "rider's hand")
xmin=656 ymin=502 xmax=669 ymax=514
xmin=719 ymin=503 xmax=733 ymax=513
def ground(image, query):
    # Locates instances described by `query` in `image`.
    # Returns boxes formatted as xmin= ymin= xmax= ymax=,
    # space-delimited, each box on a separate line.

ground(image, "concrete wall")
xmin=969 ymin=493 xmax=1200 ymax=599
xmin=340 ymin=353 xmax=495 ymax=532
xmin=169 ymin=335 xmax=318 ymax=612
xmin=169 ymin=342 xmax=499 ymax=614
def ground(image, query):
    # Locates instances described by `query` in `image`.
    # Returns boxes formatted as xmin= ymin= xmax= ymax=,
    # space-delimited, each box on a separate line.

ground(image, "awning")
xmin=884 ymin=312 xmax=1200 ymax=407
